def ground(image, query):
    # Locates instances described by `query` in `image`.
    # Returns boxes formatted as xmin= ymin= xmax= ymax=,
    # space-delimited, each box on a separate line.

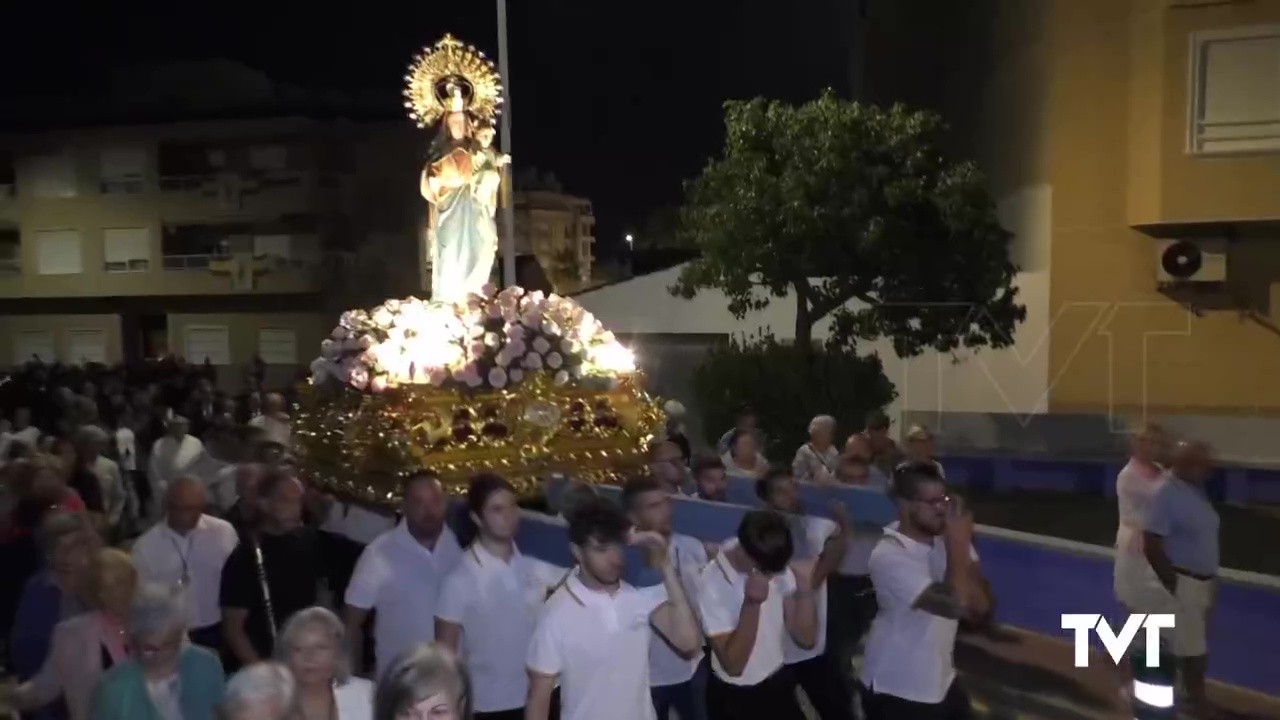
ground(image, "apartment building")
xmin=853 ymin=0 xmax=1280 ymax=460
xmin=507 ymin=189 xmax=596 ymax=293
xmin=0 ymin=116 xmax=424 ymax=385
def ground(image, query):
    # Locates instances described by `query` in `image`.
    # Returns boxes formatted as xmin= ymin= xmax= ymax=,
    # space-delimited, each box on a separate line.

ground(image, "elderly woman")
xmin=222 ymin=662 xmax=295 ymax=720
xmin=276 ymin=607 xmax=373 ymax=720
xmin=9 ymin=511 xmax=96 ymax=688
xmin=792 ymin=415 xmax=840 ymax=483
xmin=11 ymin=547 xmax=138 ymax=720
xmin=720 ymin=428 xmax=768 ymax=479
xmin=374 ymin=645 xmax=471 ymax=720
xmin=91 ymin=583 xmax=226 ymax=720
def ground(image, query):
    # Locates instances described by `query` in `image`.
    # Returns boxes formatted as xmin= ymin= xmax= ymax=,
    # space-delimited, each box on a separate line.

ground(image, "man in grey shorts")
xmin=1143 ymin=440 xmax=1220 ymax=717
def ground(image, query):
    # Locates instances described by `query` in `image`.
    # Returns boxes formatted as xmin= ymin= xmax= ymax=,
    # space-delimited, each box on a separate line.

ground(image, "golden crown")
xmin=403 ymin=34 xmax=504 ymax=129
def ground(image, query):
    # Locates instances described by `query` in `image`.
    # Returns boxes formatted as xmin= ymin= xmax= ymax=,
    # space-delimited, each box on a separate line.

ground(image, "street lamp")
xmin=625 ymin=234 xmax=634 ymax=247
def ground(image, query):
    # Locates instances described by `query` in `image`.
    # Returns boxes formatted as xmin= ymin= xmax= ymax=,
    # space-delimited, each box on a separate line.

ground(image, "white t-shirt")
xmin=345 ymin=523 xmax=463 ymax=675
xmin=785 ymin=516 xmax=837 ymax=664
xmin=131 ymin=515 xmax=239 ymax=629
xmin=436 ymin=543 xmax=566 ymax=713
xmin=860 ymin=522 xmax=978 ymax=704
xmin=527 ymin=572 xmax=668 ymax=720
xmin=697 ymin=539 xmax=798 ymax=686
xmin=649 ymin=533 xmax=708 ymax=687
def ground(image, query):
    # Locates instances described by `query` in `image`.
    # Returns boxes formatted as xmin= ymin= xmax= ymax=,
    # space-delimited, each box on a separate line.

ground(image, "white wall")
xmin=575 ymin=185 xmax=1054 ymax=441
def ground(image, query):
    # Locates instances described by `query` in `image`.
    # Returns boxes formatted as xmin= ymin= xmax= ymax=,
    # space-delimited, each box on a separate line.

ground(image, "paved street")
xmin=956 ymin=626 xmax=1280 ymax=720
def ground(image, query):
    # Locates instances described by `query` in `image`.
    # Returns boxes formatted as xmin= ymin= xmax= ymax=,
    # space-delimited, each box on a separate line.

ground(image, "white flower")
xmin=546 ymin=352 xmax=563 ymax=369
xmin=370 ymin=375 xmax=388 ymax=393
xmin=561 ymin=338 xmax=581 ymax=355
xmin=553 ymin=370 xmax=570 ymax=386
xmin=541 ymin=319 xmax=561 ymax=336
xmin=488 ymin=367 xmax=508 ymax=389
xmin=371 ymin=306 xmax=394 ymax=328
xmin=495 ymin=350 xmax=511 ymax=367
xmin=358 ymin=334 xmax=376 ymax=349
xmin=524 ymin=352 xmax=543 ymax=371
xmin=481 ymin=282 xmax=498 ymax=298
xmin=532 ymin=336 xmax=551 ymax=355
xmin=484 ymin=332 xmax=500 ymax=347
xmin=509 ymin=368 xmax=524 ymax=384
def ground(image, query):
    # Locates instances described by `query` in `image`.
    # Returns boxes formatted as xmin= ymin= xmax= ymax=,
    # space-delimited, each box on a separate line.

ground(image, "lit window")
xmin=1189 ymin=25 xmax=1280 ymax=154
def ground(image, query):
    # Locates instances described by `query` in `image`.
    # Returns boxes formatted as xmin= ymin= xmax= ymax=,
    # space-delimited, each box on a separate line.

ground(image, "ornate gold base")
xmin=293 ymin=371 xmax=665 ymax=509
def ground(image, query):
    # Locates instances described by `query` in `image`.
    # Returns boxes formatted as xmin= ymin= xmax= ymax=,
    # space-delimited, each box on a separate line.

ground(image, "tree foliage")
xmin=671 ymin=92 xmax=1026 ymax=357
xmin=693 ymin=333 xmax=896 ymax=459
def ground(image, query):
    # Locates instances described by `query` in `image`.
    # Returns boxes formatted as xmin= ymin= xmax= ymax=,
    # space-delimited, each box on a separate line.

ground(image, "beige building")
xmin=506 ymin=189 xmax=596 ymax=292
xmin=851 ymin=0 xmax=1280 ymax=461
xmin=0 ymin=116 xmax=425 ymax=386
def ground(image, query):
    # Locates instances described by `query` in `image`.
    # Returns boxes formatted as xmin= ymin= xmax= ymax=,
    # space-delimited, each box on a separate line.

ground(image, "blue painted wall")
xmin=518 ymin=476 xmax=1280 ymax=696
xmin=939 ymin=454 xmax=1280 ymax=504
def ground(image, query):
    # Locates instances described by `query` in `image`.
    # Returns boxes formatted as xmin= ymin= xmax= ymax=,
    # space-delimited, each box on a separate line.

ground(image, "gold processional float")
xmin=294 ymin=35 xmax=665 ymax=508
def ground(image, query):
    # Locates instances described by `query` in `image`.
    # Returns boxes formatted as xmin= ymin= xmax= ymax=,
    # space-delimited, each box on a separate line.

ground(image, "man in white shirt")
xmin=343 ymin=470 xmax=463 ymax=677
xmin=131 ymin=477 xmax=239 ymax=654
xmin=756 ymin=468 xmax=854 ymax=720
xmin=829 ymin=454 xmax=887 ymax=703
xmin=148 ymin=416 xmax=205 ymax=521
xmin=435 ymin=473 xmax=567 ymax=720
xmin=526 ymin=495 xmax=701 ymax=720
xmin=621 ymin=475 xmax=709 ymax=720
xmin=698 ymin=509 xmax=818 ymax=720
xmin=247 ymin=393 xmax=291 ymax=448
xmin=860 ymin=461 xmax=991 ymax=720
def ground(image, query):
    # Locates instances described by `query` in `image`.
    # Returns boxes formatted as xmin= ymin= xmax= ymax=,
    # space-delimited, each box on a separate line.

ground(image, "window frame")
xmin=1187 ymin=24 xmax=1280 ymax=156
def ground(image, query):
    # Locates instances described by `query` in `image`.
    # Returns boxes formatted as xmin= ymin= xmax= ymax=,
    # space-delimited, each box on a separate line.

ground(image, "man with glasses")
xmin=860 ymin=462 xmax=992 ymax=720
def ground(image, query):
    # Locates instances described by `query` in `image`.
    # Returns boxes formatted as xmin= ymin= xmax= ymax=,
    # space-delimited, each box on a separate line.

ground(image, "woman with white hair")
xmin=374 ymin=645 xmax=471 ymax=720
xmin=91 ymin=583 xmax=226 ymax=720
xmin=277 ymin=606 xmax=373 ymax=720
xmin=222 ymin=662 xmax=296 ymax=720
xmin=792 ymin=415 xmax=840 ymax=483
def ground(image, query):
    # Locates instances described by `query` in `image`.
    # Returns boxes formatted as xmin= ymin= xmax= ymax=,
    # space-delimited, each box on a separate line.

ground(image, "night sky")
xmin=1 ymin=2 xmax=858 ymax=256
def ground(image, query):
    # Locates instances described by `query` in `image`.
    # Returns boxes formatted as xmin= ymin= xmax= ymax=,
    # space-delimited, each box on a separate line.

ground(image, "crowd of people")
xmin=0 ymin=358 xmax=1221 ymax=720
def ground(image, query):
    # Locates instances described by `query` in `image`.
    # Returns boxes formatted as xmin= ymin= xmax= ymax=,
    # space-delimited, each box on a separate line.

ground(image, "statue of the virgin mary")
xmin=406 ymin=36 xmax=509 ymax=304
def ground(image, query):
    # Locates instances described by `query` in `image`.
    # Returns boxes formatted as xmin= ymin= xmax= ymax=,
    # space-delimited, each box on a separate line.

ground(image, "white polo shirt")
xmin=436 ymin=543 xmax=566 ymax=713
xmin=649 ymin=533 xmax=708 ymax=687
xmin=860 ymin=523 xmax=978 ymax=703
xmin=346 ymin=522 xmax=463 ymax=675
xmin=131 ymin=514 xmax=239 ymax=629
xmin=697 ymin=539 xmax=797 ymax=686
xmin=527 ymin=571 xmax=668 ymax=720
xmin=784 ymin=516 xmax=837 ymax=664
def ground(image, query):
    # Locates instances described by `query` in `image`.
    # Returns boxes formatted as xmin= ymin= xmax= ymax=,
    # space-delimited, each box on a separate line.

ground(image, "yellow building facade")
xmin=507 ymin=190 xmax=596 ymax=292
xmin=0 ymin=117 xmax=424 ymax=387
xmin=862 ymin=0 xmax=1280 ymax=461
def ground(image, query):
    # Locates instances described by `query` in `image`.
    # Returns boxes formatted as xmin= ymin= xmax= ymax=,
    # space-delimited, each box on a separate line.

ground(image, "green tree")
xmin=670 ymin=92 xmax=1026 ymax=358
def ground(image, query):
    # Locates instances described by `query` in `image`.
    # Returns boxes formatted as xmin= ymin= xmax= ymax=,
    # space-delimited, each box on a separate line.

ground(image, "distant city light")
xmin=625 ymin=233 xmax=634 ymax=246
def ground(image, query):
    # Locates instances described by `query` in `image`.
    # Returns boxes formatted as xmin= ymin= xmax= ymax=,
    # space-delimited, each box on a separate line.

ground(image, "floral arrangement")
xmin=310 ymin=284 xmax=636 ymax=393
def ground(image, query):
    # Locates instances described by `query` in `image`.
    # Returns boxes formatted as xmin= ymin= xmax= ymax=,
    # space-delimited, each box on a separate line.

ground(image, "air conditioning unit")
xmin=1155 ymin=239 xmax=1227 ymax=284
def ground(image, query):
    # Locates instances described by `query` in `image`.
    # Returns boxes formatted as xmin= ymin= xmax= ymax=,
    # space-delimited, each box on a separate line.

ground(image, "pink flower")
xmin=349 ymin=366 xmax=370 ymax=390
xmin=481 ymin=283 xmax=498 ymax=299
xmin=488 ymin=367 xmax=508 ymax=389
xmin=532 ymin=337 xmax=551 ymax=355
xmin=428 ymin=367 xmax=448 ymax=386
xmin=370 ymin=375 xmax=388 ymax=393
xmin=524 ymin=353 xmax=543 ymax=371
xmin=509 ymin=368 xmax=524 ymax=384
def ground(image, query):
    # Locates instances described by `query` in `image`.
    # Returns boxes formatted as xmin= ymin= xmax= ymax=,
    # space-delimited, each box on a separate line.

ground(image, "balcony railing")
xmin=161 ymin=252 xmax=355 ymax=272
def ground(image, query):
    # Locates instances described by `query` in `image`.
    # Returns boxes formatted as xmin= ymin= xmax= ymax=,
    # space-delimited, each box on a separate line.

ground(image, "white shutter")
xmin=257 ymin=329 xmax=297 ymax=364
xmin=184 ymin=326 xmax=230 ymax=365
xmin=25 ymin=152 xmax=77 ymax=198
xmin=100 ymin=147 xmax=146 ymax=180
xmin=12 ymin=330 xmax=55 ymax=365
xmin=66 ymin=329 xmax=107 ymax=365
xmin=103 ymin=228 xmax=151 ymax=272
xmin=249 ymin=145 xmax=288 ymax=171
xmin=35 ymin=230 xmax=83 ymax=275
xmin=253 ymin=234 xmax=292 ymax=260
xmin=1191 ymin=26 xmax=1280 ymax=153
